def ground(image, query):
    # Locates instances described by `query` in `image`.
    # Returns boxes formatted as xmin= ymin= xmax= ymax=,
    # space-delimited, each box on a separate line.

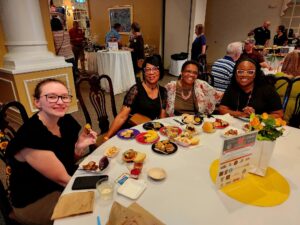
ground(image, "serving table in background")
xmin=96 ymin=50 xmax=136 ymax=95
xmin=54 ymin=116 xmax=300 ymax=225
xmin=85 ymin=51 xmax=98 ymax=73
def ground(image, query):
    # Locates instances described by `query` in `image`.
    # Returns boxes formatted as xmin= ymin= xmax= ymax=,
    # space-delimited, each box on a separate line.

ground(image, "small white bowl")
xmin=147 ymin=168 xmax=167 ymax=181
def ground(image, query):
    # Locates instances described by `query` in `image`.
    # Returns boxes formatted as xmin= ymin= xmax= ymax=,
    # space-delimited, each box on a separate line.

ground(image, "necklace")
xmin=236 ymin=89 xmax=253 ymax=111
xmin=181 ymin=89 xmax=192 ymax=100
xmin=179 ymin=80 xmax=192 ymax=100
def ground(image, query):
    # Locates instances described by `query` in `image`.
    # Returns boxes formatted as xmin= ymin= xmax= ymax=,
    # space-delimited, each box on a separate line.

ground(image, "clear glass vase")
xmin=249 ymin=140 xmax=276 ymax=176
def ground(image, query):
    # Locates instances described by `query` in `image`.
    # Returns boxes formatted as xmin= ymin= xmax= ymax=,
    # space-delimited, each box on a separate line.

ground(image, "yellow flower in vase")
xmin=248 ymin=113 xmax=284 ymax=141
xmin=261 ymin=112 xmax=268 ymax=120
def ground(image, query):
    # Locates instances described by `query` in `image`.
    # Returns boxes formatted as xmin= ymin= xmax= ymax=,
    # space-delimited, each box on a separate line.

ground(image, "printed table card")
xmin=216 ymin=131 xmax=258 ymax=189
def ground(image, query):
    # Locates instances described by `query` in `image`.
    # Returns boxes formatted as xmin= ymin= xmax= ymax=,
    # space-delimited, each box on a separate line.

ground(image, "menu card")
xmin=108 ymin=42 xmax=119 ymax=51
xmin=216 ymin=131 xmax=258 ymax=189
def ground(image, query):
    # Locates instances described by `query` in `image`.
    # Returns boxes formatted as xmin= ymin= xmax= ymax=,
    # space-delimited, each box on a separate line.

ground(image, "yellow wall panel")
xmin=88 ymin=0 xmax=163 ymax=52
xmin=0 ymin=67 xmax=77 ymax=117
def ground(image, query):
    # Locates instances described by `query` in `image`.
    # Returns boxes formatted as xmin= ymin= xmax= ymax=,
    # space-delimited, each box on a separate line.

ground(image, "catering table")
xmin=54 ymin=115 xmax=300 ymax=225
xmin=96 ymin=50 xmax=136 ymax=95
xmin=85 ymin=51 xmax=98 ymax=73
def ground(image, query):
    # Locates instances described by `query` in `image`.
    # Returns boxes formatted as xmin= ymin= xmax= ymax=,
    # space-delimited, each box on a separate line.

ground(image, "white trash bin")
xmin=169 ymin=58 xmax=187 ymax=76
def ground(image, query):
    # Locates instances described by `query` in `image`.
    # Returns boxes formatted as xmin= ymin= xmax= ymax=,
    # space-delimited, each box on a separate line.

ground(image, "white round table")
xmin=96 ymin=50 xmax=136 ymax=95
xmin=54 ymin=115 xmax=300 ymax=225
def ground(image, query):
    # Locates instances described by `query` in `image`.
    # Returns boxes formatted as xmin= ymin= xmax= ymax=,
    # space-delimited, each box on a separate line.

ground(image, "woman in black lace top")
xmin=104 ymin=55 xmax=167 ymax=140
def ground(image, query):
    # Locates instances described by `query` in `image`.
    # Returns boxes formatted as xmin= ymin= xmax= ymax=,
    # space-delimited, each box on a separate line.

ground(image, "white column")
xmin=0 ymin=0 xmax=69 ymax=74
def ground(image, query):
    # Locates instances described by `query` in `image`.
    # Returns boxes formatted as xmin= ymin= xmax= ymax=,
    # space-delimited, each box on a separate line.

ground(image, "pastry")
xmin=133 ymin=152 xmax=146 ymax=163
xmin=82 ymin=161 xmax=98 ymax=171
xmin=123 ymin=149 xmax=137 ymax=162
xmin=84 ymin=123 xmax=91 ymax=134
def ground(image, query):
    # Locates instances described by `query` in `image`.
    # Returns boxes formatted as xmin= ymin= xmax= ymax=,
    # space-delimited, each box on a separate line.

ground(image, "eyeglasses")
xmin=144 ymin=66 xmax=159 ymax=73
xmin=183 ymin=70 xmax=198 ymax=75
xmin=236 ymin=70 xmax=255 ymax=76
xmin=42 ymin=94 xmax=73 ymax=103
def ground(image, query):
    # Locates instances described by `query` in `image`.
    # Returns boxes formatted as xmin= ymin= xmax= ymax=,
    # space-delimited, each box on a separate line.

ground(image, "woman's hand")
xmin=75 ymin=128 xmax=97 ymax=157
xmin=242 ymin=106 xmax=255 ymax=116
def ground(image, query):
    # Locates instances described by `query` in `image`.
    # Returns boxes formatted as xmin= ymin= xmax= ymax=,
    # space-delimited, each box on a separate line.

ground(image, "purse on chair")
xmin=128 ymin=113 xmax=151 ymax=126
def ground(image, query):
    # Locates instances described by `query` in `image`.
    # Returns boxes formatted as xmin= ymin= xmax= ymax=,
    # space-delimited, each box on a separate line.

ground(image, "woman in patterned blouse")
xmin=165 ymin=60 xmax=222 ymax=116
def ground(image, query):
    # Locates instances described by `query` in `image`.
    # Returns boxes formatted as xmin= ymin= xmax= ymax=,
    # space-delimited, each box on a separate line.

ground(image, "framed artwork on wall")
xmin=108 ymin=6 xmax=133 ymax=34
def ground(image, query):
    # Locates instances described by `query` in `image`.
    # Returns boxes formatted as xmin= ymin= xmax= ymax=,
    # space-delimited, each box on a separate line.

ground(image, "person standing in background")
xmin=129 ymin=22 xmax=145 ymax=76
xmin=211 ymin=42 xmax=243 ymax=92
xmin=191 ymin=24 xmax=206 ymax=61
xmin=105 ymin=23 xmax=122 ymax=46
xmin=274 ymin=25 xmax=288 ymax=46
xmin=51 ymin=17 xmax=77 ymax=81
xmin=252 ymin=21 xmax=271 ymax=47
xmin=69 ymin=21 xmax=85 ymax=72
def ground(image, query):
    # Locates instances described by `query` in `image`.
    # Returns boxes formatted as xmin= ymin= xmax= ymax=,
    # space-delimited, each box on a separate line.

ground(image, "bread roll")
xmin=202 ymin=122 xmax=215 ymax=133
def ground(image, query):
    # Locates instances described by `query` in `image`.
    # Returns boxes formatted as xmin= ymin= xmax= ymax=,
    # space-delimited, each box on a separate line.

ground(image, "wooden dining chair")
xmin=76 ymin=74 xmax=117 ymax=151
xmin=0 ymin=101 xmax=29 ymax=151
xmin=0 ymin=101 xmax=28 ymax=225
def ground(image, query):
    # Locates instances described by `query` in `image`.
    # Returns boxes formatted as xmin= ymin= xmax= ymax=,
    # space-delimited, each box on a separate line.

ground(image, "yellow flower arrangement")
xmin=248 ymin=113 xmax=286 ymax=141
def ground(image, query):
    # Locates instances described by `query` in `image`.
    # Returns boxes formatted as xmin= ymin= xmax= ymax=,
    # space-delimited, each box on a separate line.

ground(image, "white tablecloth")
xmin=54 ymin=116 xmax=300 ymax=225
xmin=96 ymin=50 xmax=136 ymax=95
xmin=85 ymin=51 xmax=98 ymax=73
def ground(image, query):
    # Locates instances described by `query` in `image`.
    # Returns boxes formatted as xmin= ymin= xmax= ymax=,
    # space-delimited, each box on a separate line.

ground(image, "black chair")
xmin=76 ymin=74 xmax=117 ymax=151
xmin=198 ymin=72 xmax=214 ymax=87
xmin=284 ymin=77 xmax=300 ymax=122
xmin=289 ymin=92 xmax=300 ymax=128
xmin=266 ymin=75 xmax=292 ymax=113
xmin=198 ymin=54 xmax=208 ymax=74
xmin=0 ymin=101 xmax=28 ymax=225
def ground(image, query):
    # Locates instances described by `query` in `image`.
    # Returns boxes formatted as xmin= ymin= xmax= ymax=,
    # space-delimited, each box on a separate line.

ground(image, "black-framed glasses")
xmin=144 ymin=66 xmax=159 ymax=73
xmin=42 ymin=94 xmax=73 ymax=103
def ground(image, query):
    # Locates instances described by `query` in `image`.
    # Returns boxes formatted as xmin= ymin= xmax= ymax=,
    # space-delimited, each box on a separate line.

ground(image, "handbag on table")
xmin=128 ymin=113 xmax=151 ymax=126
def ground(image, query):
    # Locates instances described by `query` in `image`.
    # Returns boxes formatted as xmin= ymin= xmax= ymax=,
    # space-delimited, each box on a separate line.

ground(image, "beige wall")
xmin=164 ymin=0 xmax=191 ymax=68
xmin=0 ymin=67 xmax=77 ymax=116
xmin=88 ymin=0 xmax=163 ymax=52
xmin=205 ymin=0 xmax=283 ymax=63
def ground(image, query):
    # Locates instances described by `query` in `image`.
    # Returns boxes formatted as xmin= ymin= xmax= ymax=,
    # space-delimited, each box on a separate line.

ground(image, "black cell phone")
xmin=71 ymin=175 xmax=109 ymax=190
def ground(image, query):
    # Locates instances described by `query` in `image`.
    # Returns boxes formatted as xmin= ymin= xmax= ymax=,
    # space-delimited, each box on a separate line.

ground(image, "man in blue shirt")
xmin=211 ymin=42 xmax=243 ymax=92
xmin=105 ymin=23 xmax=122 ymax=45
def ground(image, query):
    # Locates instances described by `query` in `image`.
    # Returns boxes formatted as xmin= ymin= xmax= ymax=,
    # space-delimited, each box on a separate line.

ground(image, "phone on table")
xmin=72 ymin=175 xmax=108 ymax=190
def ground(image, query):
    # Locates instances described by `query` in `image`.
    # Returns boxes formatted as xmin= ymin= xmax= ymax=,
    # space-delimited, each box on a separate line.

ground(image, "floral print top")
xmin=165 ymin=79 xmax=222 ymax=116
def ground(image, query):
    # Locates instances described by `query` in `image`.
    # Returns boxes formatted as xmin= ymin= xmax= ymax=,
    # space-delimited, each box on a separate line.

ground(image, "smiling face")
xmin=181 ymin=64 xmax=198 ymax=86
xmin=34 ymin=81 xmax=70 ymax=118
xmin=144 ymin=63 xmax=160 ymax=85
xmin=235 ymin=61 xmax=256 ymax=90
